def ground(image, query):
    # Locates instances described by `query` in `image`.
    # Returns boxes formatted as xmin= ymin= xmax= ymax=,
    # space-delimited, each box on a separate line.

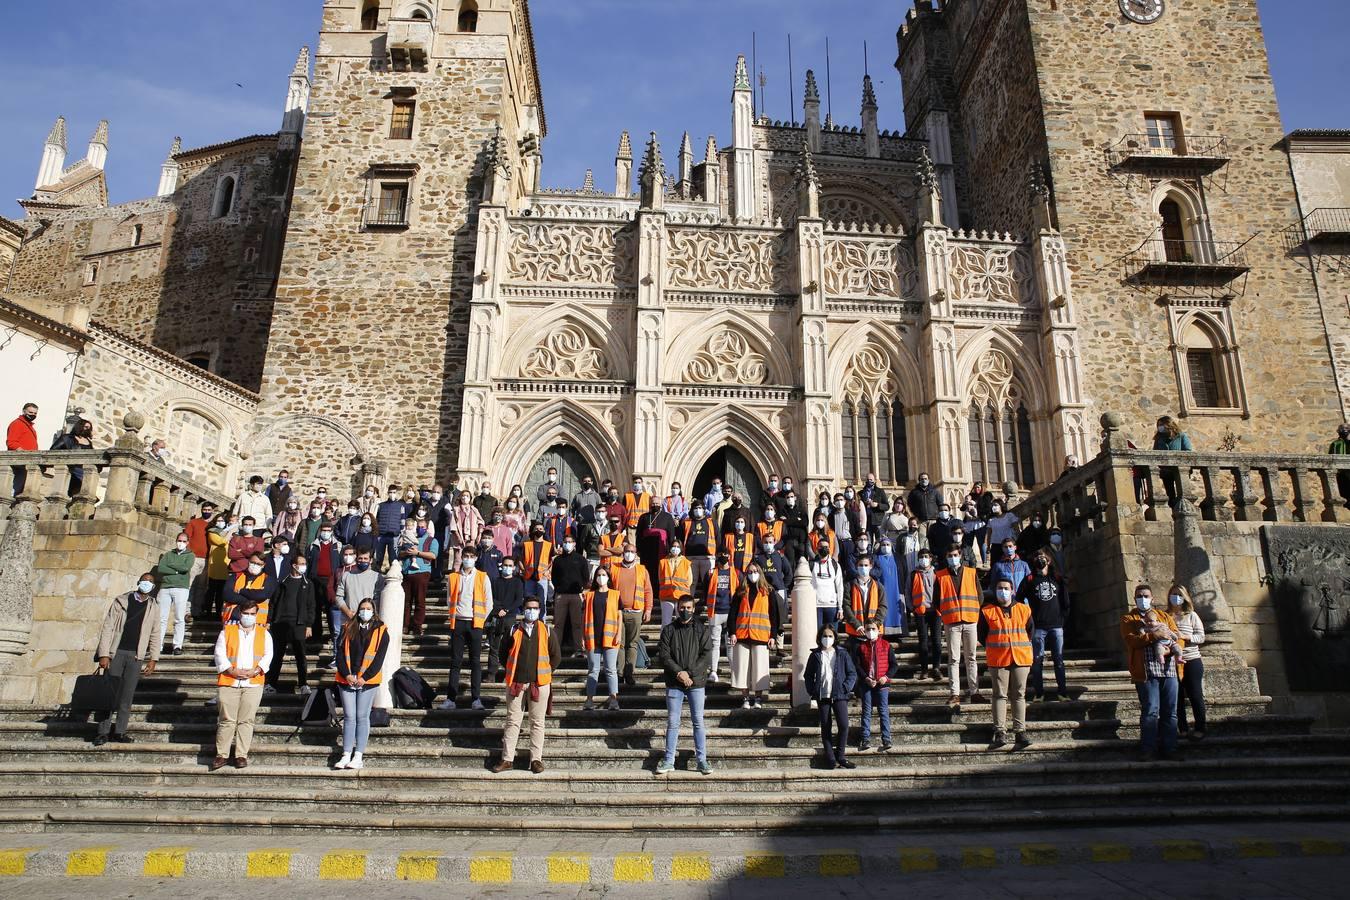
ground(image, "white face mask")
xmin=501 ymin=567 xmax=515 ymax=578
xmin=596 ymin=578 xmax=610 ymax=589
xmin=239 ymin=613 xmax=257 ymax=628
xmin=623 ymin=552 xmax=636 ymax=563
xmin=996 ymin=589 xmax=1013 ymax=604
xmin=240 ymin=526 xmax=254 ymax=536
xmin=294 ymin=565 xmax=308 ymax=576
xmin=734 ymin=522 xmax=745 ymax=532
xmin=763 ymin=543 xmax=775 ymax=554
xmin=919 ymin=557 xmax=931 ymax=569
xmin=670 ymin=546 xmax=682 ymax=556
xmin=859 ymin=566 xmax=872 ymax=579
xmin=820 ymin=636 xmax=834 ymax=648
xmin=137 ymin=580 xmax=156 ymax=594
xmin=175 ymin=541 xmax=188 ymax=551
xmin=310 ymin=509 xmax=321 ymax=519
xmin=523 ymin=608 xmax=540 ymax=622
xmin=1169 ymin=595 xmax=1184 ymax=607
xmin=247 ymin=563 xmax=263 ymax=575
xmin=563 ymin=542 xmax=576 ymax=553
xmin=343 ymin=554 xmax=356 ymax=565
xmin=865 ymin=629 xmax=879 ymax=641
xmin=358 ymin=608 xmax=374 ymax=622
xmin=462 ymin=558 xmax=476 ymax=571
xmin=747 ymin=572 xmax=760 ymax=583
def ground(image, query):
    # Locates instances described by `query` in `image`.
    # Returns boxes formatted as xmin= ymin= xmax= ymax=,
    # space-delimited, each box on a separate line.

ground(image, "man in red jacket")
xmin=7 ymin=402 xmax=39 ymax=496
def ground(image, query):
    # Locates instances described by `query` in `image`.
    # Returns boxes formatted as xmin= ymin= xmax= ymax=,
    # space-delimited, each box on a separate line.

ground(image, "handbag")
xmin=72 ymin=668 xmax=122 ymax=712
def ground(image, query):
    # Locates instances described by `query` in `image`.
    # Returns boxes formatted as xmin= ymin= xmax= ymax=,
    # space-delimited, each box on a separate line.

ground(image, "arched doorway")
xmin=692 ymin=446 xmax=763 ymax=521
xmin=524 ymin=444 xmax=594 ymax=510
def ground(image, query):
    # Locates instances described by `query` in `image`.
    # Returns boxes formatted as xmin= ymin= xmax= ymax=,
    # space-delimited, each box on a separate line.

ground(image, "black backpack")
xmin=391 ymin=666 xmax=435 ymax=710
xmin=300 ymin=685 xmax=339 ymax=727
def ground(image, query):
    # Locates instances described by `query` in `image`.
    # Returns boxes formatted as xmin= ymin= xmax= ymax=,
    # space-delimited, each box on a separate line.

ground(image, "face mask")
xmin=670 ymin=546 xmax=682 ymax=556
xmin=365 ymin=489 xmax=375 ymax=498
xmin=672 ymin=487 xmax=682 ymax=495
xmin=1032 ymin=520 xmax=1043 ymax=529
xmin=693 ymin=509 xmax=705 ymax=519
xmin=919 ymin=557 xmax=931 ymax=569
xmin=919 ymin=478 xmax=929 ymax=487
xmin=1004 ymin=546 xmax=1015 ymax=558
xmin=845 ymin=490 xmax=855 ymax=499
xmin=531 ymin=532 xmax=545 ymax=540
xmin=240 ymin=526 xmax=254 ymax=536
xmin=787 ymin=498 xmax=796 ymax=507
xmin=768 ymin=481 xmax=779 ymax=490
xmin=247 ymin=563 xmax=264 ymax=575
xmin=952 ymin=534 xmax=964 ymax=544
xmin=239 ymin=614 xmax=257 ymax=628
xmin=996 ymin=589 xmax=1013 ymax=604
xmin=277 ymin=543 xmax=292 ymax=554
xmin=358 ymin=608 xmax=374 ymax=623
xmin=865 ymin=629 xmax=879 ymax=641
xmin=765 ymin=510 xmax=776 ymax=521
xmin=213 ymin=520 xmax=226 ymax=530
xmin=880 ymin=545 xmax=892 ymax=555
xmin=678 ymin=609 xmax=694 ymax=623
xmin=596 ymin=577 xmax=610 ymax=589
xmin=343 ymin=554 xmax=356 ymax=565
xmin=834 ymin=501 xmax=845 ymax=509
xmin=310 ymin=509 xmax=321 ymax=519
xmin=815 ymin=520 xmax=827 ymax=530
xmin=431 ymin=493 xmax=442 ymax=502
xmin=287 ymin=502 xmax=299 ymax=511
xmin=1169 ymin=594 xmax=1184 ymax=606
xmin=562 ymin=542 xmax=576 ymax=553
xmin=501 ymin=567 xmax=515 ymax=578
xmin=1158 ymin=425 xmax=1168 ymax=434
xmin=820 ymin=636 xmax=834 ymax=648
xmin=762 ymin=543 xmax=775 ymax=554
xmin=734 ymin=522 xmax=745 ymax=532
xmin=523 ymin=608 xmax=540 ymax=622
xmin=406 ymin=493 xmax=417 ymax=502
xmin=360 ymin=523 xmax=372 ymax=533
xmin=712 ymin=484 xmax=722 ymax=492
xmin=548 ymin=474 xmax=558 ymax=483
xmin=508 ymin=502 xmax=519 ymax=510
xmin=1050 ymin=535 xmax=1063 ymax=546
xmin=320 ymin=530 xmax=333 ymax=541
xmin=583 ymin=483 xmax=593 ymax=491
xmin=623 ymin=551 xmax=636 ymax=563
xmin=947 ymin=556 xmax=960 ymax=569
xmin=859 ymin=566 xmax=872 ymax=579
xmin=137 ymin=580 xmax=155 ymax=594
xmin=748 ymin=572 xmax=761 ymax=583
xmin=938 ymin=510 xmax=950 ymax=521
xmin=176 ymin=541 xmax=188 ymax=551
xmin=388 ymin=493 xmax=399 ymax=501
xmin=1135 ymin=596 xmax=1152 ymax=611
xmin=462 ymin=558 xmax=476 ymax=570
xmin=356 ymin=562 xmax=370 ymax=573
xmin=294 ymin=565 xmax=308 ymax=576
xmin=23 ymin=411 xmax=37 ymax=421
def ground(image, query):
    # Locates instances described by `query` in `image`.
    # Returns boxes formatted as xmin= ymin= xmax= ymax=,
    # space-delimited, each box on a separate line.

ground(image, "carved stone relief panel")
xmin=682 ymin=331 xmax=769 ymax=385
xmin=823 ymin=237 xmax=920 ymax=300
xmin=506 ymin=221 xmax=636 ymax=285
xmin=666 ymin=227 xmax=794 ymax=294
xmin=1263 ymin=524 xmax=1350 ymax=691
xmin=948 ymin=242 xmax=1037 ymax=304
xmin=521 ymin=325 xmax=612 ymax=379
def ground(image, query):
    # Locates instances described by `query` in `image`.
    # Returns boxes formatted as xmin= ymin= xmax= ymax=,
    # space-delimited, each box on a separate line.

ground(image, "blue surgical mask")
xmin=523 ymin=608 xmax=540 ymax=622
xmin=358 ymin=608 xmax=374 ymax=623
xmin=137 ymin=580 xmax=155 ymax=594
xmin=1135 ymin=596 xmax=1152 ymax=611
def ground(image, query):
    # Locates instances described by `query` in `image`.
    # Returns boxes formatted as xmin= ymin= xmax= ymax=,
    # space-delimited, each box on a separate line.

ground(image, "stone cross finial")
xmin=804 ymin=69 xmax=820 ymax=103
xmin=794 ymin=140 xmax=818 ymax=187
xmin=795 ymin=139 xmax=819 ymax=219
xmin=639 ymin=131 xmax=665 ymax=210
xmin=616 ymin=130 xmax=632 ymax=161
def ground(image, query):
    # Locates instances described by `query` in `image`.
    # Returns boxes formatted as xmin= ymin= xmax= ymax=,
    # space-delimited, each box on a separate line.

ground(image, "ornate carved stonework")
xmin=666 ymin=227 xmax=793 ymax=294
xmin=521 ymin=325 xmax=612 ymax=380
xmin=843 ymin=345 xmax=899 ymax=401
xmin=507 ymin=221 xmax=636 ymax=286
xmin=682 ymin=331 xmax=769 ymax=385
xmin=1264 ymin=525 xmax=1350 ymax=691
xmin=823 ymin=237 xmax=920 ymax=299
xmin=969 ymin=349 xmax=1020 ymax=407
xmin=948 ymin=241 xmax=1037 ymax=304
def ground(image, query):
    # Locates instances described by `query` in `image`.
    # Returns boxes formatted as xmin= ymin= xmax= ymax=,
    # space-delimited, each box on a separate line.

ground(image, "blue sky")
xmin=0 ymin=0 xmax=1346 ymax=217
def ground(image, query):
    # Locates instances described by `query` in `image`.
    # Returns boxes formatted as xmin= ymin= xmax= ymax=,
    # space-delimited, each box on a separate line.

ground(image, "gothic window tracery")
xmin=840 ymin=345 xmax=909 ymax=485
xmin=966 ymin=349 xmax=1037 ymax=488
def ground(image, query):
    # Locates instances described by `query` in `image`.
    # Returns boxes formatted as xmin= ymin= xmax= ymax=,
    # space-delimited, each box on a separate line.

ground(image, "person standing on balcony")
xmin=656 ymin=594 xmax=714 ymax=775
xmin=1331 ymin=424 xmax=1350 ymax=506
xmin=1121 ymin=584 xmax=1184 ymax=761
xmin=49 ymin=417 xmax=94 ymax=495
xmin=92 ymin=573 xmax=162 ymax=746
xmin=1169 ymin=584 xmax=1207 ymax=741
xmin=1153 ymin=416 xmax=1193 ymax=508
xmin=6 ymin=402 xmax=39 ymax=496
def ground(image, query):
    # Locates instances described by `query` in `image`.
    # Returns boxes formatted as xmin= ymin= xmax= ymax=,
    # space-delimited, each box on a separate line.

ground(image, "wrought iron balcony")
xmin=1106 ymin=134 xmax=1230 ymax=174
xmin=362 ymin=205 xmax=409 ymax=229
xmin=1124 ymin=239 xmax=1251 ymax=290
xmin=387 ymin=17 xmax=433 ymax=70
xmin=1302 ymin=207 xmax=1350 ymax=243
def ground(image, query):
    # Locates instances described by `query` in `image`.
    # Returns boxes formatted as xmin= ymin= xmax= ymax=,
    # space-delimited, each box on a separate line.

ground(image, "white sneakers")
xmin=440 ymin=698 xmax=457 ymax=710
xmin=334 ymin=752 xmax=351 ymax=770
xmin=348 ymin=752 xmax=364 ymax=771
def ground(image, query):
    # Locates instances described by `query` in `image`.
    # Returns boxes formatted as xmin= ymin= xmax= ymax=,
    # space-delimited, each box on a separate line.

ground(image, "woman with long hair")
xmin=1168 ymin=584 xmax=1207 ymax=740
xmin=1152 ymin=415 xmax=1194 ymax=508
xmin=582 ymin=567 xmax=622 ymax=711
xmin=334 ymin=598 xmax=390 ymax=770
xmin=728 ymin=560 xmax=776 ymax=709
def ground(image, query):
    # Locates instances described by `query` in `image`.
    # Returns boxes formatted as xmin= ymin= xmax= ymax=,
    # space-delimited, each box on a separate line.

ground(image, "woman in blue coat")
xmin=875 ymin=537 xmax=905 ymax=636
xmin=804 ymin=624 xmax=859 ymax=769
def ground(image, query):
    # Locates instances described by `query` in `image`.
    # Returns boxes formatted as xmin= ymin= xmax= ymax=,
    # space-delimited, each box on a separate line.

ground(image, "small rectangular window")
xmin=132 ymin=224 xmax=143 ymax=246
xmin=1186 ymin=350 xmax=1224 ymax=408
xmin=390 ymin=100 xmax=415 ymax=140
xmin=368 ymin=182 xmax=409 ymax=227
xmin=1145 ymin=113 xmax=1183 ymax=153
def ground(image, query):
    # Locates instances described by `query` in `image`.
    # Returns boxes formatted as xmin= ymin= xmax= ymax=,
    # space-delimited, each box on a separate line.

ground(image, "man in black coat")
xmin=655 ymin=595 xmax=713 ymax=775
xmin=266 ymin=559 xmax=316 ymax=694
xmin=485 ymin=558 xmax=525 ymax=680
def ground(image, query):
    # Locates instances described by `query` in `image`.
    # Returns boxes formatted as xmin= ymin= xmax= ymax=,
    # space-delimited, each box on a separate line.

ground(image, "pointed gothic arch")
xmin=827 ymin=322 xmax=923 ymax=486
xmin=664 ymin=406 xmax=790 ymax=491
xmin=662 ymin=309 xmax=793 ymax=386
xmin=497 ymin=303 xmax=631 ymax=382
xmin=493 ymin=400 xmax=627 ymax=492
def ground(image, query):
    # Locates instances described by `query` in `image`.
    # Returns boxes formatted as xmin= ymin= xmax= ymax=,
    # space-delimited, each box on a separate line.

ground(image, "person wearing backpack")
xmin=334 ymin=598 xmax=390 ymax=771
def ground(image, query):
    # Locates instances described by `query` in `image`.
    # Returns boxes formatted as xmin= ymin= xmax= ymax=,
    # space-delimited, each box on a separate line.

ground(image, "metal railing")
xmin=1304 ymin=207 xmax=1350 ymax=240
xmin=1107 ymin=134 xmax=1229 ymax=169
xmin=363 ymin=206 xmax=409 ymax=228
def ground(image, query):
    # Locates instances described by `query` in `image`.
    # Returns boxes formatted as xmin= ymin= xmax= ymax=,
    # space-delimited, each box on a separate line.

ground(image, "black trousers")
xmin=915 ymin=608 xmax=943 ymax=670
xmin=96 ymin=650 xmax=142 ymax=737
xmin=818 ymin=698 xmax=849 ymax=763
xmin=448 ymin=619 xmax=483 ymax=701
xmin=485 ymin=614 xmax=512 ymax=677
xmin=266 ymin=621 xmax=308 ymax=689
xmin=205 ymin=578 xmax=227 ymax=618
xmin=1177 ymin=657 xmax=1207 ymax=732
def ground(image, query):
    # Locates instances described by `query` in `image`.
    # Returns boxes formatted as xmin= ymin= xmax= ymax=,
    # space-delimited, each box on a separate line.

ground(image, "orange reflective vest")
xmin=734 ymin=585 xmax=773 ymax=642
xmin=623 ymin=491 xmax=650 ymax=528
xmin=847 ymin=580 xmax=884 ymax=637
xmin=909 ymin=570 xmax=934 ymax=615
xmin=217 ymin=624 xmax=268 ymax=687
xmin=505 ymin=623 xmax=553 ymax=686
xmin=936 ymin=566 xmax=981 ymax=625
xmin=223 ymin=571 xmax=270 ymax=626
xmin=582 ymin=588 xmax=622 ymax=652
xmin=723 ymin=533 xmax=754 ymax=571
xmin=522 ymin=540 xmax=552 ymax=581
xmin=659 ymin=555 xmax=693 ymax=602
xmin=599 ymin=532 xmax=625 ymax=571
xmin=447 ymin=569 xmax=491 ymax=628
xmin=982 ymin=603 xmax=1034 ymax=668
xmin=755 ymin=520 xmax=784 ymax=549
xmin=336 ymin=623 xmax=388 ymax=686
xmin=703 ymin=566 xmax=741 ymax=619
xmin=808 ymin=529 xmax=838 ymax=559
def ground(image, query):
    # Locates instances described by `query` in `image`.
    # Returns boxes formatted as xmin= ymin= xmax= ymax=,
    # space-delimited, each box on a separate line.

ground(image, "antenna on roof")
xmin=752 ymin=31 xmax=758 ymax=119
xmin=787 ymin=33 xmax=795 ymax=126
xmin=826 ymin=37 xmax=834 ymax=123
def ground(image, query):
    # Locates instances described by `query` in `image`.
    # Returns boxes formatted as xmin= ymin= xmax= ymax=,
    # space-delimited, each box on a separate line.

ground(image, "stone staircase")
xmin=1 ymin=598 xmax=1347 ymax=836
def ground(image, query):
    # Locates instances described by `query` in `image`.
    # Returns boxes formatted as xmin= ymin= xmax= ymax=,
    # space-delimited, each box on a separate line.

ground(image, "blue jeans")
xmin=859 ymin=685 xmax=891 ymax=743
xmin=587 ymin=647 xmax=619 ymax=697
xmin=1030 ymin=628 xmax=1066 ymax=697
xmin=816 ymin=607 xmax=839 ymax=631
xmin=375 ymin=533 xmax=399 ymax=570
xmin=1136 ymin=675 xmax=1179 ymax=755
xmin=330 ymin=607 xmax=347 ymax=663
xmin=340 ymin=685 xmax=377 ymax=754
xmin=664 ymin=686 xmax=707 ymax=766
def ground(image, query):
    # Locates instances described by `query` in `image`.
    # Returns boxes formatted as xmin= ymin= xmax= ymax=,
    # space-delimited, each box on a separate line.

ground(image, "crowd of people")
xmin=77 ymin=459 xmax=1222 ymax=774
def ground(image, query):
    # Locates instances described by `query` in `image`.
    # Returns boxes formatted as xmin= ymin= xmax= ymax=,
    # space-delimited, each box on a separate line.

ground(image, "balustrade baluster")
xmin=68 ymin=462 xmax=101 ymax=520
xmin=1315 ymin=466 xmax=1349 ymax=524
xmin=1258 ymin=468 xmax=1286 ymax=522
xmin=1290 ymin=467 xmax=1318 ymax=524
xmin=40 ymin=464 xmax=71 ymax=521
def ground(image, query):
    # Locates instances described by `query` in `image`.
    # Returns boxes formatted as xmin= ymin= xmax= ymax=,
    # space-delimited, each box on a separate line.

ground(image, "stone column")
xmin=914 ymin=161 xmax=959 ymax=489
xmin=0 ymin=473 xmax=42 ymax=676
xmin=796 ymin=145 xmax=832 ymax=498
xmin=633 ymin=144 xmax=668 ymax=481
xmin=373 ymin=560 xmax=405 ymax=710
xmin=790 ymin=557 xmax=816 ymax=708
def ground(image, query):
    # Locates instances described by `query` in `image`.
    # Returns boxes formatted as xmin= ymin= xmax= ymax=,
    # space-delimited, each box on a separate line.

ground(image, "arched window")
xmin=1154 ymin=184 xmax=1213 ymax=264
xmin=1160 ymin=198 xmax=1187 ymax=261
xmin=966 ymin=349 xmax=1038 ymax=488
xmin=410 ymin=7 xmax=429 ymax=19
xmin=211 ymin=176 xmax=236 ymax=219
xmin=1179 ymin=319 xmax=1235 ymax=409
xmin=360 ymin=1 xmax=380 ymax=30
xmin=839 ymin=345 xmax=911 ymax=485
xmin=458 ymin=0 xmax=479 ymax=32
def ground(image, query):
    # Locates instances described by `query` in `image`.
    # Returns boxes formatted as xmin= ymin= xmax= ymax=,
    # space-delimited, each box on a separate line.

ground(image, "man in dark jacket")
xmin=571 ymin=476 xmax=603 ymax=557
xmin=265 ymin=469 xmax=292 ymax=518
xmin=859 ymin=473 xmax=889 ymax=538
xmin=486 ymin=558 xmax=525 ymax=679
xmin=472 ymin=481 xmax=499 ymax=522
xmin=266 ymin=560 xmax=316 ymax=694
xmin=777 ymin=490 xmax=809 ymax=565
xmin=907 ymin=473 xmax=943 ymax=542
xmin=655 ymin=595 xmax=713 ymax=775
xmin=549 ymin=536 xmax=591 ymax=658
xmin=374 ymin=485 xmax=408 ymax=571
xmin=1017 ymin=552 xmax=1070 ymax=701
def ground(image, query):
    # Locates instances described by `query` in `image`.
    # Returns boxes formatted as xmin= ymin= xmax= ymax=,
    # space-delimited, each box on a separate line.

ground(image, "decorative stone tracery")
xmin=521 ymin=325 xmax=612 ymax=379
xmin=682 ymin=331 xmax=768 ymax=385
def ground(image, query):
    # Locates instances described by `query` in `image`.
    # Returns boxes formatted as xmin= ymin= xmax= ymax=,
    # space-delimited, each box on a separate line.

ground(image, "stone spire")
xmin=614 ymin=130 xmax=633 ymax=197
xmin=702 ymin=135 xmax=720 ymax=206
xmin=916 ymin=148 xmax=942 ymax=224
xmin=582 ymin=168 xmax=595 ymax=192
xmin=35 ymin=116 xmax=67 ymax=191
xmin=804 ymin=69 xmax=821 ymax=153
xmin=157 ymin=136 xmax=183 ymax=197
xmin=281 ymin=45 xmax=312 ymax=149
xmin=86 ymin=119 xmax=109 ymax=171
xmin=639 ymin=131 xmax=665 ymax=210
xmin=795 ymin=139 xmax=819 ymax=219
xmin=731 ymin=55 xmax=755 ymax=218
xmin=734 ymin=54 xmax=751 ymax=91
xmin=861 ymin=75 xmax=879 ymax=158
xmin=678 ymin=131 xmax=694 ymax=198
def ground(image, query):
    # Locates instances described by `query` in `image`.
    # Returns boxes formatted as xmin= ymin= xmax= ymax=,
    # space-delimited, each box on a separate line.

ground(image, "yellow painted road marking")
xmin=819 ymin=852 xmax=860 ymax=877
xmin=1300 ymin=839 xmax=1345 ymax=857
xmin=613 ymin=853 xmax=654 ymax=883
xmin=470 ymin=853 xmax=513 ymax=884
xmin=144 ymin=847 xmax=190 ymax=878
xmin=744 ymin=854 xmax=784 ymax=878
xmin=1237 ymin=840 xmax=1277 ymax=859
xmin=672 ymin=853 xmax=711 ymax=881
xmin=1021 ymin=844 xmax=1057 ymax=866
xmin=900 ymin=848 xmax=938 ymax=873
xmin=963 ymin=846 xmax=997 ymax=869
xmin=67 ymin=847 xmax=112 ymax=877
xmin=246 ymin=850 xmax=293 ymax=878
xmin=319 ymin=851 xmax=366 ymax=880
xmin=1091 ymin=843 xmax=1132 ymax=864
xmin=396 ymin=852 xmax=440 ymax=882
xmin=0 ymin=849 xmax=36 ymax=877
xmin=1159 ymin=840 xmax=1207 ymax=862
xmin=548 ymin=853 xmax=590 ymax=883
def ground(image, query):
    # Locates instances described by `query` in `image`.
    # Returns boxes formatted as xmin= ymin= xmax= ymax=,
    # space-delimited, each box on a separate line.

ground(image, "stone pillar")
xmin=96 ymin=413 xmax=148 ymax=524
xmin=634 ymin=138 xmax=668 ymax=482
xmin=731 ymin=55 xmax=756 ymax=221
xmin=914 ymin=157 xmax=959 ymax=489
xmin=373 ymin=561 xmax=405 ymax=710
xmin=0 ymin=474 xmax=41 ymax=677
xmin=795 ymin=148 xmax=831 ymax=497
xmin=790 ymin=557 xmax=816 ymax=707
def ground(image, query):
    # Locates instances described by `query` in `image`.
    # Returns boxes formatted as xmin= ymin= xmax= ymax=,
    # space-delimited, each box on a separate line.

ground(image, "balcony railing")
xmin=1106 ymin=134 xmax=1230 ymax=174
xmin=1124 ymin=239 xmax=1252 ymax=292
xmin=386 ymin=17 xmax=433 ymax=70
xmin=363 ymin=205 xmax=409 ymax=229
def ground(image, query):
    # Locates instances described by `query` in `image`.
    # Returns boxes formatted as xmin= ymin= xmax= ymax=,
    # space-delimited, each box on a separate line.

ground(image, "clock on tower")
xmin=1119 ymin=0 xmax=1166 ymax=24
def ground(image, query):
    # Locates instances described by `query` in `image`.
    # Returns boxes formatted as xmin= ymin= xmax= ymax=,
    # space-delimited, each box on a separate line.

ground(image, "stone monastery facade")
xmin=2 ymin=0 xmax=1346 ymax=504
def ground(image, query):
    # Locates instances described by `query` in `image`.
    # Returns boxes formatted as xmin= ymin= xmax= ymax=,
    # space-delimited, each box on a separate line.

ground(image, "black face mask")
xmin=677 ymin=609 xmax=694 ymax=623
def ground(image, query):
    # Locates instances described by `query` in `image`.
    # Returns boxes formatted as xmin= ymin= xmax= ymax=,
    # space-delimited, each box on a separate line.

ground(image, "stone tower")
xmin=255 ymin=0 xmax=545 ymax=489
xmin=898 ymin=0 xmax=1345 ymax=452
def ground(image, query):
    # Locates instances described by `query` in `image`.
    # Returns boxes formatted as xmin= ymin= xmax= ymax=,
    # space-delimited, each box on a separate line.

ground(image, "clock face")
xmin=1120 ymin=0 xmax=1165 ymax=24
